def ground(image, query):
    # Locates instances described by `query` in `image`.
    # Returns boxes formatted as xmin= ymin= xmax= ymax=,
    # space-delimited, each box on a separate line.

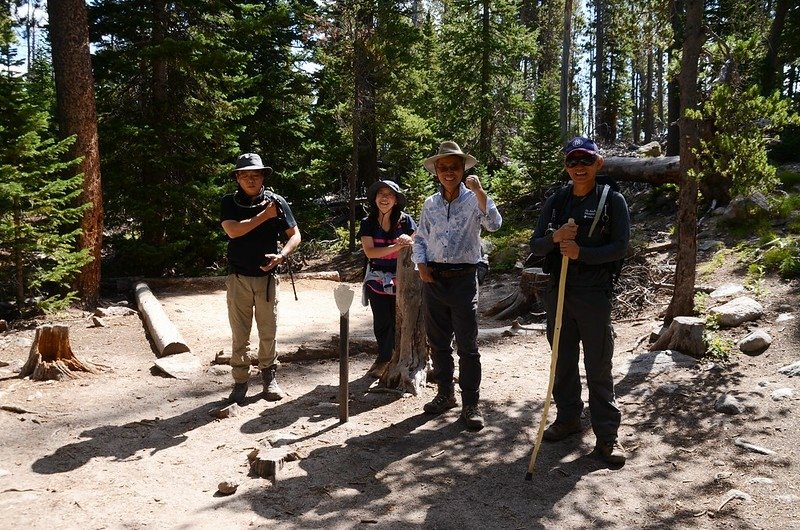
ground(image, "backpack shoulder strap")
xmin=588 ymin=184 xmax=611 ymax=238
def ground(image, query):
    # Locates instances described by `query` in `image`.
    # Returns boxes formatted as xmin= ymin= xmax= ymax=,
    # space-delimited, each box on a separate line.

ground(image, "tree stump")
xmin=381 ymin=247 xmax=429 ymax=395
xmin=485 ymin=267 xmax=550 ymax=320
xmin=649 ymin=316 xmax=706 ymax=358
xmin=19 ymin=324 xmax=101 ymax=380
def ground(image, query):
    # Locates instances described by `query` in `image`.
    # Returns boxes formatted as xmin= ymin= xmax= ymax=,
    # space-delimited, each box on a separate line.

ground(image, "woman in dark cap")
xmin=358 ymin=180 xmax=416 ymax=378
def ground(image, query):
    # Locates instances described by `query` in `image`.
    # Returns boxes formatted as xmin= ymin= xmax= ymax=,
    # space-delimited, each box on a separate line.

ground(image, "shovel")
xmin=526 ymin=219 xmax=574 ymax=480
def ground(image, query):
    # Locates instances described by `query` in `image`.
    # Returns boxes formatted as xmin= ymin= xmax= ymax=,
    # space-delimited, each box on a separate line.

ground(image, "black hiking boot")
xmin=423 ymin=389 xmax=457 ymax=414
xmin=228 ymin=382 xmax=248 ymax=406
xmin=262 ymin=365 xmax=286 ymax=401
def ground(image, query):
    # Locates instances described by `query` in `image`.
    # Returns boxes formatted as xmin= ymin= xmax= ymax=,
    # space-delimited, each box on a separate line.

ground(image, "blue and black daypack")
xmin=543 ymin=175 xmax=627 ymax=283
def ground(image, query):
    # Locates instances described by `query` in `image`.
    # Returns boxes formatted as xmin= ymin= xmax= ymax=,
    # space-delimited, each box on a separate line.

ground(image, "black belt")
xmin=429 ymin=264 xmax=476 ymax=278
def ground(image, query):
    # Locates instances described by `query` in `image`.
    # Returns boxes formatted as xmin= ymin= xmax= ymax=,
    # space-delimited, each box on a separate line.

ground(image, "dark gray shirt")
xmin=530 ymin=183 xmax=630 ymax=290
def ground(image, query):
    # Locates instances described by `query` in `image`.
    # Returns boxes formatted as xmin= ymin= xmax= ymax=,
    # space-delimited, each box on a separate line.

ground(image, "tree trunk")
xmin=381 ymin=247 xmax=428 ymax=395
xmin=485 ymin=267 xmax=549 ymax=320
xmin=560 ymin=0 xmax=573 ymax=138
xmin=666 ymin=0 xmax=684 ymax=156
xmin=20 ymin=324 xmax=101 ymax=380
xmin=594 ymin=0 xmax=608 ymax=143
xmin=478 ymin=0 xmax=492 ymax=162
xmin=644 ymin=43 xmax=654 ymax=143
xmin=762 ymin=0 xmax=790 ymax=96
xmin=664 ymin=0 xmax=704 ymax=324
xmin=48 ymin=0 xmax=103 ymax=309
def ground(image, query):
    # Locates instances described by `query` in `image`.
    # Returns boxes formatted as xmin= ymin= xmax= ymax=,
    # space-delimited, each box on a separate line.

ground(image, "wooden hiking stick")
xmin=525 ymin=219 xmax=573 ymax=480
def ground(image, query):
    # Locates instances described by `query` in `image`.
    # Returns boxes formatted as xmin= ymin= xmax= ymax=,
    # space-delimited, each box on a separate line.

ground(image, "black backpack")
xmin=543 ymin=175 xmax=626 ymax=283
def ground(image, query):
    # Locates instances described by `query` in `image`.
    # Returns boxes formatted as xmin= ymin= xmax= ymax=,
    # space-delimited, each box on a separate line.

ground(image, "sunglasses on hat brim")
xmin=565 ymin=155 xmax=598 ymax=168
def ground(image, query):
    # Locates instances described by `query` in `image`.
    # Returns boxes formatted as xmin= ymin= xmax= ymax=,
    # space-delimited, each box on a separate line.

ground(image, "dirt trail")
xmin=0 ymin=272 xmax=798 ymax=529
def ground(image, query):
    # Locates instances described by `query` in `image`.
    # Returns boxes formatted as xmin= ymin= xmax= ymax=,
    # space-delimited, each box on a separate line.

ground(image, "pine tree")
xmin=0 ymin=12 xmax=90 ymax=312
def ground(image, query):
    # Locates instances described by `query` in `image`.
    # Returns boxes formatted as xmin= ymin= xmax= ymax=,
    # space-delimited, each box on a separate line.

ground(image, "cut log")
xmin=381 ymin=247 xmax=429 ymax=395
xmin=19 ymin=324 xmax=102 ymax=381
xmin=601 ymin=155 xmax=680 ymax=185
xmin=485 ymin=267 xmax=550 ymax=320
xmin=134 ymin=282 xmax=191 ymax=357
xmin=649 ymin=316 xmax=706 ymax=358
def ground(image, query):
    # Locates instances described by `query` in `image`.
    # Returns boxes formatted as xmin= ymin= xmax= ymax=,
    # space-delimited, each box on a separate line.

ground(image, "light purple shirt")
xmin=412 ymin=183 xmax=502 ymax=265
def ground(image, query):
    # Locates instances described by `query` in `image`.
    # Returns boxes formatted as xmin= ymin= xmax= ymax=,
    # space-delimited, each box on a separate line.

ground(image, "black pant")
xmin=423 ymin=272 xmax=481 ymax=406
xmin=545 ymin=285 xmax=621 ymax=443
xmin=367 ymin=289 xmax=396 ymax=362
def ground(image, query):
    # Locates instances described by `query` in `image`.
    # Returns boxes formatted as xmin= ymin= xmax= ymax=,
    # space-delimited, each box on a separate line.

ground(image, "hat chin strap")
xmin=233 ymin=186 xmax=267 ymax=207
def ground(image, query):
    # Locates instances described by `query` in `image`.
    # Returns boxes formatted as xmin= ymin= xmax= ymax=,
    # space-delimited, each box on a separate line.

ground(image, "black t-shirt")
xmin=220 ymin=189 xmax=297 ymax=276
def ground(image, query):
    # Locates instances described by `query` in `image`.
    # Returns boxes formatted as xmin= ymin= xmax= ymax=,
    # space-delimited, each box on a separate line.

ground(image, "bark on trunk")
xmin=762 ymin=0 xmax=789 ymax=96
xmin=135 ymin=282 xmax=191 ymax=357
xmin=381 ymin=247 xmax=428 ymax=395
xmin=20 ymin=324 xmax=102 ymax=380
xmin=560 ymin=0 xmax=573 ymax=138
xmin=664 ymin=0 xmax=704 ymax=324
xmin=48 ymin=0 xmax=103 ymax=308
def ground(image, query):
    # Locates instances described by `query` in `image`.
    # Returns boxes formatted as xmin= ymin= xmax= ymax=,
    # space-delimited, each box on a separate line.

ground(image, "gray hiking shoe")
xmin=228 ymin=382 xmax=248 ymax=406
xmin=262 ymin=366 xmax=286 ymax=401
xmin=423 ymin=390 xmax=457 ymax=414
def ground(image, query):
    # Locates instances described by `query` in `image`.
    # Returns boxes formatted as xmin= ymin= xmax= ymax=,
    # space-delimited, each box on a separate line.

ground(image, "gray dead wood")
xmin=601 ymin=156 xmax=680 ymax=185
xmin=134 ymin=282 xmax=190 ymax=357
xmin=381 ymin=247 xmax=428 ymax=395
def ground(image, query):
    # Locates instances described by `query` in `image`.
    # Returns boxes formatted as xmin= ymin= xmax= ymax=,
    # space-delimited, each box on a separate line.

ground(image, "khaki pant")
xmin=226 ymin=274 xmax=279 ymax=383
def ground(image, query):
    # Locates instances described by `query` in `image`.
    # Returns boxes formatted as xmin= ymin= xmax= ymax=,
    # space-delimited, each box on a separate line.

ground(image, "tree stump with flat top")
xmin=19 ymin=324 xmax=102 ymax=381
xmin=485 ymin=267 xmax=550 ymax=320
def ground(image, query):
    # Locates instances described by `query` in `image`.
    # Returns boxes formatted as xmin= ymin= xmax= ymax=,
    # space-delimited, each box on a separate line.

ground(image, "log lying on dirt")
xmin=485 ymin=268 xmax=549 ymax=320
xmin=601 ymin=155 xmax=680 ymax=185
xmin=19 ymin=324 xmax=102 ymax=381
xmin=381 ymin=247 xmax=429 ymax=395
xmin=134 ymin=282 xmax=191 ymax=357
xmin=649 ymin=316 xmax=706 ymax=357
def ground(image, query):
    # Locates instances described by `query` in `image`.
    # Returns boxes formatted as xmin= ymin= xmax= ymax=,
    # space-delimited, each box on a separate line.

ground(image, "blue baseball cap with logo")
xmin=563 ymin=137 xmax=600 ymax=157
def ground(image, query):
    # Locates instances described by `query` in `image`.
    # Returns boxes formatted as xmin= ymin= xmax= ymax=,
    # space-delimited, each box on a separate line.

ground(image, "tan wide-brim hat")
xmin=423 ymin=141 xmax=478 ymax=174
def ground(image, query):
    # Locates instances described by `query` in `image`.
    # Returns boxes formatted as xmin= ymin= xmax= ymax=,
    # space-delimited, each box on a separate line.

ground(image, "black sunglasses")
xmin=565 ymin=155 xmax=597 ymax=168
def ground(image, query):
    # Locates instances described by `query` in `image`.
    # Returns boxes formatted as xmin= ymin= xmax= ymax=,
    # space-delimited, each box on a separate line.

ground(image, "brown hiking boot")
xmin=542 ymin=419 xmax=582 ymax=442
xmin=594 ymin=440 xmax=627 ymax=466
xmin=261 ymin=366 xmax=286 ymax=401
xmin=461 ymin=404 xmax=485 ymax=431
xmin=423 ymin=390 xmax=457 ymax=414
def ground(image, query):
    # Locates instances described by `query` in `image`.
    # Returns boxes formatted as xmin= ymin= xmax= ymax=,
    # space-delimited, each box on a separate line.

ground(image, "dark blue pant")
xmin=366 ymin=289 xmax=396 ymax=362
xmin=423 ymin=273 xmax=481 ymax=406
xmin=545 ymin=285 xmax=621 ymax=443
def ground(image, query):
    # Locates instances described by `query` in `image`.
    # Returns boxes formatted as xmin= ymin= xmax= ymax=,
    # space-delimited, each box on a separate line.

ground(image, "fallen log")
xmin=134 ymin=282 xmax=191 ymax=357
xmin=601 ymin=155 xmax=680 ymax=185
xmin=19 ymin=324 xmax=102 ymax=381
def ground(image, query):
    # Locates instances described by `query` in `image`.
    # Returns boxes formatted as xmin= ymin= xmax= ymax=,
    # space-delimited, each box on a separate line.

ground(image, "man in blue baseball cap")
xmin=529 ymin=136 xmax=630 ymax=466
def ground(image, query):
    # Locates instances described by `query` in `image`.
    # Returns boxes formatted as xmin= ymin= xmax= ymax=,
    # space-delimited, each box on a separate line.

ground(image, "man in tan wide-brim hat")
xmin=412 ymin=141 xmax=502 ymax=430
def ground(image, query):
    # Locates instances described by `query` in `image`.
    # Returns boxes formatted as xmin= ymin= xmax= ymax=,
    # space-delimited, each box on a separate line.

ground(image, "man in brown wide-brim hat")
xmin=412 ymin=141 xmax=502 ymax=430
